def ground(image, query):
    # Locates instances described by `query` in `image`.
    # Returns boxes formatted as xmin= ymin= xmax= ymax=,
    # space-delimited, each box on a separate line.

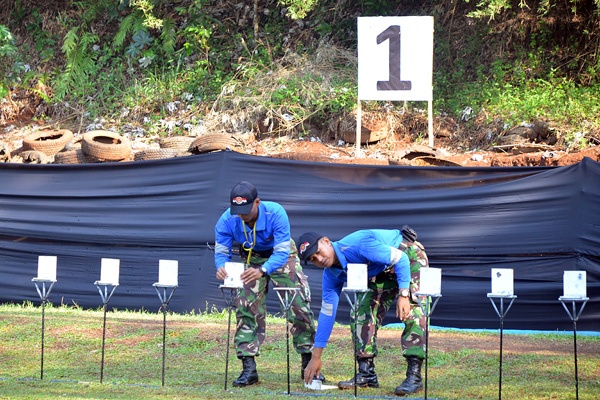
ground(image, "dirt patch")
xmin=243 ymin=134 xmax=600 ymax=168
xmin=383 ymin=329 xmax=600 ymax=356
xmin=182 ymin=319 xmax=600 ymax=356
xmin=2 ymin=112 xmax=600 ymax=167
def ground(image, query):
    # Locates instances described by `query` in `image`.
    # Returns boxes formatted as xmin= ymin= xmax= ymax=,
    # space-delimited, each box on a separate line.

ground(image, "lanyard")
xmin=241 ymin=221 xmax=256 ymax=265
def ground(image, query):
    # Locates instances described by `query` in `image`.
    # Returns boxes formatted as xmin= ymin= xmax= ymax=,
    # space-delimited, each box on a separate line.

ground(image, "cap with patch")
xmin=297 ymin=231 xmax=323 ymax=264
xmin=230 ymin=181 xmax=258 ymax=215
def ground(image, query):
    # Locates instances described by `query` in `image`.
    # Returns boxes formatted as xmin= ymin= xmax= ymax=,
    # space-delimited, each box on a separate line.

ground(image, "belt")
xmin=239 ymin=245 xmax=274 ymax=259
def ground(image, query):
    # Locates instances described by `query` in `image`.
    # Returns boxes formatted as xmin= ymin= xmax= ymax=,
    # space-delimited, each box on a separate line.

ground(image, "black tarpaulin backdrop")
xmin=1 ymin=151 xmax=598 ymax=331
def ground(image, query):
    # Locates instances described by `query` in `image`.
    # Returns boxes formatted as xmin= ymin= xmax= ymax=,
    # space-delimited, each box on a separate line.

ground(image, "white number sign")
xmin=358 ymin=16 xmax=433 ymax=101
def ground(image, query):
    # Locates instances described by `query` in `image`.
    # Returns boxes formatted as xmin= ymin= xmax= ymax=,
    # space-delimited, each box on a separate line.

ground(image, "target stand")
xmin=342 ymin=287 xmax=369 ymax=398
xmin=487 ymin=293 xmax=517 ymax=400
xmin=153 ymin=282 xmax=178 ymax=386
xmin=32 ymin=277 xmax=56 ymax=380
xmin=94 ymin=281 xmax=119 ymax=383
xmin=274 ymin=287 xmax=300 ymax=395
xmin=219 ymin=284 xmax=240 ymax=390
xmin=414 ymin=292 xmax=442 ymax=400
xmin=559 ymin=296 xmax=589 ymax=400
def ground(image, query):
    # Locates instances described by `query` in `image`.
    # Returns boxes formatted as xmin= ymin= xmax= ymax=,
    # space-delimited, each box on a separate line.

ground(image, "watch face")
xmin=401 ymin=289 xmax=410 ymax=297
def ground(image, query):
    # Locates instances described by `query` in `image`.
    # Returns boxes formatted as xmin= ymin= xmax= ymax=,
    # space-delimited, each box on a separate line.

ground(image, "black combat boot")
xmin=394 ymin=356 xmax=423 ymax=396
xmin=338 ymin=357 xmax=379 ymax=389
xmin=301 ymin=352 xmax=326 ymax=382
xmin=232 ymin=356 xmax=259 ymax=387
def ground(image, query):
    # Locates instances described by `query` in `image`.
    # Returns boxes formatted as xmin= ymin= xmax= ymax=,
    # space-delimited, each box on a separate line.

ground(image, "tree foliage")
xmin=0 ymin=24 xmax=18 ymax=97
xmin=466 ymin=0 xmax=600 ymax=19
xmin=1 ymin=0 xmax=600 ymax=141
xmin=278 ymin=0 xmax=320 ymax=19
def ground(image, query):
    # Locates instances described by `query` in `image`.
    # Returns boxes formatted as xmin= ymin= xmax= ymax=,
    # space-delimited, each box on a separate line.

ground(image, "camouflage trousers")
xmin=352 ymin=240 xmax=429 ymax=360
xmin=234 ymin=248 xmax=316 ymax=358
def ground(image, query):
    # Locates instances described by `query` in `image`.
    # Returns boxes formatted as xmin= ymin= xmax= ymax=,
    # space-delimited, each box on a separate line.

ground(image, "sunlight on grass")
xmin=1 ymin=302 xmax=599 ymax=399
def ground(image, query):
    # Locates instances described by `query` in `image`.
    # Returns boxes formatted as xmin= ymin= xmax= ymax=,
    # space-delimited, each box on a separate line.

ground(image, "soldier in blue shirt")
xmin=298 ymin=227 xmax=429 ymax=396
xmin=214 ymin=181 xmax=324 ymax=387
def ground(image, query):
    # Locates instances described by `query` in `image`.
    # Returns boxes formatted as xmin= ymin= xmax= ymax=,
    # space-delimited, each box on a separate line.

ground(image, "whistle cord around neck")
xmin=242 ymin=221 xmax=256 ymax=265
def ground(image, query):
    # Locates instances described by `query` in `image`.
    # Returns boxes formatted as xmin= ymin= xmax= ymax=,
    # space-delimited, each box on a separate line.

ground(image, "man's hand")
xmin=216 ymin=266 xmax=227 ymax=280
xmin=303 ymin=348 xmax=324 ymax=384
xmin=395 ymin=296 xmax=411 ymax=321
xmin=241 ymin=267 xmax=263 ymax=284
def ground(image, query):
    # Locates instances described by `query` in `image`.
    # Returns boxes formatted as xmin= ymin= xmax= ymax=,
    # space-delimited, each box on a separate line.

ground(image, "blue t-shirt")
xmin=214 ymin=201 xmax=291 ymax=274
xmin=314 ymin=229 xmax=410 ymax=348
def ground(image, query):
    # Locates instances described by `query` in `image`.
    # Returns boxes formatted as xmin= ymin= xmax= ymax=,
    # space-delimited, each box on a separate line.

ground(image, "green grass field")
xmin=1 ymin=302 xmax=599 ymax=399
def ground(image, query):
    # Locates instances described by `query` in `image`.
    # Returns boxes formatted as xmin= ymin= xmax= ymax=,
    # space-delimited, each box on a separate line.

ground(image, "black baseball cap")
xmin=230 ymin=181 xmax=258 ymax=215
xmin=297 ymin=231 xmax=323 ymax=264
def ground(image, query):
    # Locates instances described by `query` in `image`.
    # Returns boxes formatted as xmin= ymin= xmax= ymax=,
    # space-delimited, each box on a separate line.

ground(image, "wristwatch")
xmin=260 ymin=266 xmax=268 ymax=276
xmin=399 ymin=289 xmax=410 ymax=298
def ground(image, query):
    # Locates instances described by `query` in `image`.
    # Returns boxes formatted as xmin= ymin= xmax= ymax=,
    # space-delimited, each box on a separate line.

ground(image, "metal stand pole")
xmin=559 ymin=296 xmax=589 ymax=400
xmin=94 ymin=282 xmax=118 ymax=384
xmin=342 ymin=288 xmax=369 ymax=398
xmin=487 ymin=294 xmax=517 ymax=400
xmin=414 ymin=293 xmax=442 ymax=400
xmin=153 ymin=283 xmax=177 ymax=387
xmin=220 ymin=285 xmax=239 ymax=391
xmin=32 ymin=278 xmax=56 ymax=380
xmin=274 ymin=287 xmax=300 ymax=395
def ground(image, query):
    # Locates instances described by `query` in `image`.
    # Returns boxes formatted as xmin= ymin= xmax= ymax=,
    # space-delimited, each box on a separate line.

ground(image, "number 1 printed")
xmin=376 ymin=25 xmax=411 ymax=91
